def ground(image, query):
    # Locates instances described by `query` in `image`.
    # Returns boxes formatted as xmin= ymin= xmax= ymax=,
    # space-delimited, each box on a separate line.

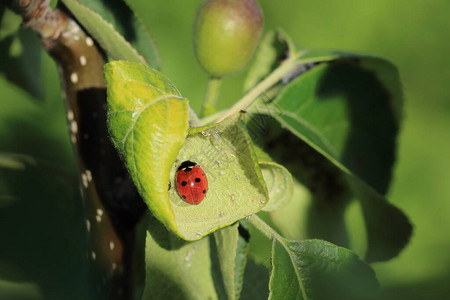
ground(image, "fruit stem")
xmin=200 ymin=77 xmax=222 ymax=118
xmin=216 ymin=54 xmax=299 ymax=122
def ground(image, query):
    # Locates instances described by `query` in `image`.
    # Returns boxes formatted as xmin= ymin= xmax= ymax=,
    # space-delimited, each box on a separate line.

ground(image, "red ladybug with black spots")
xmin=176 ymin=161 xmax=208 ymax=205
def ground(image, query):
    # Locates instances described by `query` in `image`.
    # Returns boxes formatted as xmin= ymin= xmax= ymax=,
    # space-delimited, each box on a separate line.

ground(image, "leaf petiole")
xmin=248 ymin=214 xmax=285 ymax=246
xmin=200 ymin=77 xmax=222 ymax=118
xmin=216 ymin=53 xmax=300 ymax=123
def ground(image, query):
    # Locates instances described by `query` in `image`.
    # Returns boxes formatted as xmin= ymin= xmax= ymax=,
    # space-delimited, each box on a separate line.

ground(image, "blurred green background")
xmin=1 ymin=0 xmax=449 ymax=299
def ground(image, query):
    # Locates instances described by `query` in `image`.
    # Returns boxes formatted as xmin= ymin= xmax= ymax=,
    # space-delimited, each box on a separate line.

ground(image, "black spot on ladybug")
xmin=202 ymin=190 xmax=207 ymax=194
xmin=182 ymin=195 xmax=187 ymax=199
xmin=178 ymin=160 xmax=197 ymax=171
xmin=195 ymin=178 xmax=201 ymax=182
xmin=181 ymin=181 xmax=188 ymax=186
xmin=184 ymin=167 xmax=192 ymax=172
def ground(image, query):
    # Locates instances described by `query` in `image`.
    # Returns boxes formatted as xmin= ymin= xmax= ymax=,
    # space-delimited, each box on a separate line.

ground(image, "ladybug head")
xmin=177 ymin=160 xmax=197 ymax=171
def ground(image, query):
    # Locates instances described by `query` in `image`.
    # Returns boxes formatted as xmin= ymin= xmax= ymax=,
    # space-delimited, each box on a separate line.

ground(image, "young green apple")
xmin=193 ymin=0 xmax=263 ymax=78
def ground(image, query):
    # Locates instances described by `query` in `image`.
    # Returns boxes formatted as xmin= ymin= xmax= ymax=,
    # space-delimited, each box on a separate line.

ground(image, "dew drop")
xmin=185 ymin=251 xmax=193 ymax=262
xmin=235 ymin=176 xmax=240 ymax=180
xmin=260 ymin=199 xmax=267 ymax=204
xmin=245 ymin=216 xmax=250 ymax=220
xmin=219 ymin=170 xmax=225 ymax=175
xmin=212 ymin=130 xmax=221 ymax=140
xmin=215 ymin=160 xmax=221 ymax=164
xmin=230 ymin=194 xmax=236 ymax=201
xmin=196 ymin=232 xmax=202 ymax=237
xmin=219 ymin=210 xmax=224 ymax=217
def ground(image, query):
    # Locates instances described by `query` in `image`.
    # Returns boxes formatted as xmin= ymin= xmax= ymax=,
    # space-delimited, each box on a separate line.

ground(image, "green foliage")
xmin=142 ymin=214 xmax=218 ymax=299
xmin=213 ymin=223 xmax=244 ymax=300
xmin=105 ymin=61 xmax=189 ymax=236
xmin=259 ymin=161 xmax=293 ymax=212
xmin=255 ymin=53 xmax=412 ymax=261
xmin=269 ymin=238 xmax=378 ymax=300
xmin=105 ymin=61 xmax=269 ymax=240
xmin=1 ymin=0 xmax=428 ymax=299
xmin=61 ymin=0 xmax=159 ymax=67
xmin=0 ymin=8 xmax=43 ymax=100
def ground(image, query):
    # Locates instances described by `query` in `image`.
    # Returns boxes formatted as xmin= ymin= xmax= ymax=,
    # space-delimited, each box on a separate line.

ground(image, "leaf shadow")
xmin=0 ymin=117 xmax=89 ymax=299
xmin=315 ymin=59 xmax=399 ymax=195
xmin=0 ymin=29 xmax=43 ymax=100
xmin=209 ymin=237 xmax=228 ymax=300
xmin=146 ymin=213 xmax=186 ymax=251
xmin=247 ymin=115 xmax=352 ymax=247
xmin=315 ymin=59 xmax=411 ymax=262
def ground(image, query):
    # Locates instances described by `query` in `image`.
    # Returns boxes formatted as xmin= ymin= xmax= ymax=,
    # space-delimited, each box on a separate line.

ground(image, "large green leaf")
xmin=75 ymin=0 xmax=160 ymax=68
xmin=269 ymin=239 xmax=379 ymax=300
xmin=105 ymin=60 xmax=188 ymax=235
xmin=142 ymin=214 xmax=219 ymax=300
xmin=239 ymin=259 xmax=270 ymax=299
xmin=267 ymin=57 xmax=401 ymax=193
xmin=233 ymin=225 xmax=249 ymax=299
xmin=347 ymin=176 xmax=413 ymax=262
xmin=213 ymin=223 xmax=249 ymax=300
xmin=247 ymin=215 xmax=378 ymax=300
xmin=168 ymin=116 xmax=268 ymax=240
xmin=257 ymin=55 xmax=411 ymax=261
xmin=105 ymin=61 xmax=268 ymax=240
xmin=0 ymin=8 xmax=43 ymax=100
xmin=246 ymin=115 xmax=351 ymax=247
xmin=213 ymin=224 xmax=239 ymax=300
xmin=61 ymin=0 xmax=148 ymax=64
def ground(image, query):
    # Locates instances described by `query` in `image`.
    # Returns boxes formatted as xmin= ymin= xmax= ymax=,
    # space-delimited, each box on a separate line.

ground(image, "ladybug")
xmin=176 ymin=160 xmax=208 ymax=205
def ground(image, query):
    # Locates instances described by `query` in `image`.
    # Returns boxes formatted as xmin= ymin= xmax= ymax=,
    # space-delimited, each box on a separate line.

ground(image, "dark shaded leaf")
xmin=269 ymin=239 xmax=379 ymax=300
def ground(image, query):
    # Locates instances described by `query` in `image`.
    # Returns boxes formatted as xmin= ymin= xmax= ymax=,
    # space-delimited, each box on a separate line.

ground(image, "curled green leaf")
xmin=168 ymin=115 xmax=268 ymax=240
xmin=259 ymin=161 xmax=293 ymax=212
xmin=253 ymin=146 xmax=294 ymax=211
xmin=105 ymin=60 xmax=189 ymax=234
xmin=105 ymin=61 xmax=268 ymax=240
